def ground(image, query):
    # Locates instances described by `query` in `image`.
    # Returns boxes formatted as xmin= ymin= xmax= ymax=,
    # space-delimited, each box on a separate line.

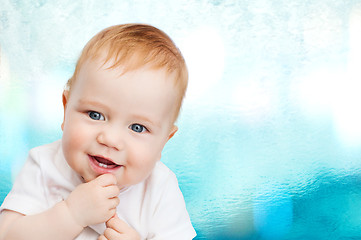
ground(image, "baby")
xmin=0 ymin=24 xmax=196 ymax=239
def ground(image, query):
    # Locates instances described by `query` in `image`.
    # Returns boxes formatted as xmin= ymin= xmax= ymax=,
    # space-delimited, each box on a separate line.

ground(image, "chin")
xmin=80 ymin=173 xmax=97 ymax=183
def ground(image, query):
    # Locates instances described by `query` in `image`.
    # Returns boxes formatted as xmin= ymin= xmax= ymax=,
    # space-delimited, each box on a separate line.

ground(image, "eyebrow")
xmin=132 ymin=114 xmax=161 ymax=129
xmin=78 ymin=99 xmax=111 ymax=112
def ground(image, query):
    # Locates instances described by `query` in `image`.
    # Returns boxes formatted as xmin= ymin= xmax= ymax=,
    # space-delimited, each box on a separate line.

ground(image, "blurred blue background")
xmin=1 ymin=0 xmax=361 ymax=239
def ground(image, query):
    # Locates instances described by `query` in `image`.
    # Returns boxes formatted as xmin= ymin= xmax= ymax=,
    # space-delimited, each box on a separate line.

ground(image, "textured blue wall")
xmin=1 ymin=1 xmax=361 ymax=239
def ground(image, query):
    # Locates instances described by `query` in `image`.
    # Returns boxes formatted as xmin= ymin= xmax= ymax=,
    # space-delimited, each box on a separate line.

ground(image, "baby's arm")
xmin=0 ymin=173 xmax=120 ymax=240
xmin=98 ymin=214 xmax=140 ymax=240
xmin=0 ymin=201 xmax=83 ymax=240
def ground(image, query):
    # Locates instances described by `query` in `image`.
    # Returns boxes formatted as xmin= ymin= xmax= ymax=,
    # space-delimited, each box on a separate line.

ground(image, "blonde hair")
xmin=66 ymin=24 xmax=188 ymax=121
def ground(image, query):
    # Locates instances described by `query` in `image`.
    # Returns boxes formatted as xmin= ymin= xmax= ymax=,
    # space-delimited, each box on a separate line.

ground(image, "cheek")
xmin=64 ymin=130 xmax=85 ymax=149
xmin=63 ymin=117 xmax=89 ymax=145
xmin=129 ymin=144 xmax=162 ymax=171
xmin=62 ymin=119 xmax=89 ymax=162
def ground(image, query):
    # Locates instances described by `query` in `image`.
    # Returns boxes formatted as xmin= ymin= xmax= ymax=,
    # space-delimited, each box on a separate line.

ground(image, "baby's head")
xmin=61 ymin=24 xmax=188 ymax=188
xmin=66 ymin=24 xmax=188 ymax=122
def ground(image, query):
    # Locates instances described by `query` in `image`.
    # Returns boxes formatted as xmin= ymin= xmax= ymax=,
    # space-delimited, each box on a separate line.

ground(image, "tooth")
xmin=98 ymin=162 xmax=109 ymax=168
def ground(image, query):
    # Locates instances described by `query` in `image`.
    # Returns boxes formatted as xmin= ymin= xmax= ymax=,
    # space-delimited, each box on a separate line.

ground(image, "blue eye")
xmin=88 ymin=111 xmax=105 ymax=121
xmin=130 ymin=124 xmax=147 ymax=133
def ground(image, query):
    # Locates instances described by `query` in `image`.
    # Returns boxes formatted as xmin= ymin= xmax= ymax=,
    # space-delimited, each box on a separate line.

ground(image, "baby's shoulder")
xmin=28 ymin=140 xmax=62 ymax=164
xmin=144 ymin=162 xmax=179 ymax=193
xmin=149 ymin=162 xmax=176 ymax=180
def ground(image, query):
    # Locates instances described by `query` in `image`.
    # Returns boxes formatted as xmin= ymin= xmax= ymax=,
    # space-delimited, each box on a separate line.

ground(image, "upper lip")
xmin=90 ymin=154 xmax=121 ymax=166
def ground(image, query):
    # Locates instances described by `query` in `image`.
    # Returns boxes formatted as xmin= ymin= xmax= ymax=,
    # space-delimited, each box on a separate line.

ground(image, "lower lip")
xmin=88 ymin=155 xmax=122 ymax=175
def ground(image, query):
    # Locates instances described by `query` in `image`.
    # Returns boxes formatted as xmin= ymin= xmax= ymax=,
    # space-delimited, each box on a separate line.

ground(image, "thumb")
xmin=106 ymin=213 xmax=118 ymax=227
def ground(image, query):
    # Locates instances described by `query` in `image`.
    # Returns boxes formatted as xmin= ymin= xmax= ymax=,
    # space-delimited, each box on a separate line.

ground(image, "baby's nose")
xmin=96 ymin=127 xmax=125 ymax=151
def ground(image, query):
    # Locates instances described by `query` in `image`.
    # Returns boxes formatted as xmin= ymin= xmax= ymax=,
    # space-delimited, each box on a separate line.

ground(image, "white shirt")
xmin=1 ymin=140 xmax=196 ymax=239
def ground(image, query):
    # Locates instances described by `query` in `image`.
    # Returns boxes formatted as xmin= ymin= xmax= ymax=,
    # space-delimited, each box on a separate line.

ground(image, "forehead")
xmin=74 ymin=58 xmax=178 ymax=106
xmin=79 ymin=55 xmax=176 ymax=80
xmin=78 ymin=58 xmax=177 ymax=87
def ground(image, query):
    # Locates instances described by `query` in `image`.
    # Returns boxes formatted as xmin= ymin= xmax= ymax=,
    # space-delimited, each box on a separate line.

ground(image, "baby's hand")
xmin=65 ymin=174 xmax=120 ymax=228
xmin=98 ymin=214 xmax=141 ymax=240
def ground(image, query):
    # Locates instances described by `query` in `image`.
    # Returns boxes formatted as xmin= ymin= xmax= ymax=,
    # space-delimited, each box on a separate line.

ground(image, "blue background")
xmin=1 ymin=1 xmax=361 ymax=239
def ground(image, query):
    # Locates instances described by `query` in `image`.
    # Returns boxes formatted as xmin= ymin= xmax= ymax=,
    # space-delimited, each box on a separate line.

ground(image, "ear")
xmin=61 ymin=90 xmax=69 ymax=131
xmin=167 ymin=125 xmax=178 ymax=141
xmin=157 ymin=125 xmax=178 ymax=162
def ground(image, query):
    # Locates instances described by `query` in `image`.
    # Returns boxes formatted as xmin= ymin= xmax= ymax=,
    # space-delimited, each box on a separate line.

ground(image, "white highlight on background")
xmin=333 ymin=6 xmax=361 ymax=146
xmin=295 ymin=6 xmax=361 ymax=146
xmin=233 ymin=78 xmax=276 ymax=123
xmin=295 ymin=69 xmax=339 ymax=116
xmin=33 ymin=74 xmax=65 ymax=131
xmin=179 ymin=26 xmax=225 ymax=101
xmin=0 ymin=47 xmax=10 ymax=106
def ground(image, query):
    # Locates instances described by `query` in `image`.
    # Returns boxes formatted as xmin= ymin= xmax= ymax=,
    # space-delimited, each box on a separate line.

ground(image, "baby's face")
xmin=61 ymin=59 xmax=178 ymax=189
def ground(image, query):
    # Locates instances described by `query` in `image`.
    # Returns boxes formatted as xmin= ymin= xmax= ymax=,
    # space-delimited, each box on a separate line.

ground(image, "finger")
xmin=98 ymin=235 xmax=107 ymax=240
xmin=106 ymin=216 xmax=131 ymax=233
xmin=104 ymin=227 xmax=121 ymax=239
xmin=106 ymin=213 xmax=117 ymax=227
xmin=95 ymin=174 xmax=117 ymax=187
xmin=108 ymin=197 xmax=120 ymax=209
xmin=105 ymin=208 xmax=117 ymax=222
xmin=104 ymin=185 xmax=120 ymax=198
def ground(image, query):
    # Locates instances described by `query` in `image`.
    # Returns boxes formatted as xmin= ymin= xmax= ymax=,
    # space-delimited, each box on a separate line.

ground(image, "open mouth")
xmin=89 ymin=155 xmax=121 ymax=170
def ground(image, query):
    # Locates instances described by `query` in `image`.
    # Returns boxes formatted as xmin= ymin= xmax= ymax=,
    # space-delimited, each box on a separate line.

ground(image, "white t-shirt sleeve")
xmin=0 ymin=148 xmax=48 ymax=215
xmin=148 ymin=171 xmax=196 ymax=240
